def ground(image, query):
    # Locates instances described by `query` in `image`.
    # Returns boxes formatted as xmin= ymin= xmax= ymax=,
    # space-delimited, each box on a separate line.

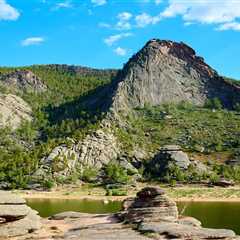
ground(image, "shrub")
xmin=81 ymin=167 xmax=98 ymax=183
xmin=104 ymin=163 xmax=129 ymax=184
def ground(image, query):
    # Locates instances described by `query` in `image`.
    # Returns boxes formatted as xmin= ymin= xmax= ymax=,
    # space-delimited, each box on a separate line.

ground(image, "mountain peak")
xmin=109 ymin=39 xmax=240 ymax=115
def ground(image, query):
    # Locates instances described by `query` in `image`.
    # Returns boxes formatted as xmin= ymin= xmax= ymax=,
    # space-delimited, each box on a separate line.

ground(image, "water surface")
xmin=27 ymin=199 xmax=240 ymax=234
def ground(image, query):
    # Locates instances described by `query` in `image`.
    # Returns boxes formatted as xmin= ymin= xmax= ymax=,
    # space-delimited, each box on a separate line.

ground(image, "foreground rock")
xmin=123 ymin=187 xmax=237 ymax=239
xmin=123 ymin=187 xmax=178 ymax=223
xmin=0 ymin=191 xmax=41 ymax=238
xmin=10 ymin=187 xmax=239 ymax=240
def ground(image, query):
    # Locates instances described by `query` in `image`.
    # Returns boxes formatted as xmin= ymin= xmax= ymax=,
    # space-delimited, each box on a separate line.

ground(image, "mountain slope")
xmin=109 ymin=39 xmax=240 ymax=116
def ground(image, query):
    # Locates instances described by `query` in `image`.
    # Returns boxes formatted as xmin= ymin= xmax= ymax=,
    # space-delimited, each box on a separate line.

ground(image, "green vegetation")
xmin=0 ymin=65 xmax=114 ymax=188
xmin=0 ymin=65 xmax=240 ymax=188
xmin=115 ymin=102 xmax=240 ymax=154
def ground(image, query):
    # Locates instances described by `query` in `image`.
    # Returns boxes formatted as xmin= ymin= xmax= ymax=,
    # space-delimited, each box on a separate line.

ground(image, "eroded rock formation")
xmin=0 ymin=191 xmax=41 ymax=238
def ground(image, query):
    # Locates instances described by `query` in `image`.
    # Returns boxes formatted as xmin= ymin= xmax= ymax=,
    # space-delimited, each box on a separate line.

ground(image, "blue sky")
xmin=0 ymin=0 xmax=240 ymax=79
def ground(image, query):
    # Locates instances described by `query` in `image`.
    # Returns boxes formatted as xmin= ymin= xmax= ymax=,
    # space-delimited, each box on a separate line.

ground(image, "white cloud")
xmin=104 ymin=33 xmax=132 ymax=46
xmin=116 ymin=12 xmax=132 ymax=30
xmin=114 ymin=47 xmax=127 ymax=56
xmin=55 ymin=1 xmax=72 ymax=9
xmin=21 ymin=37 xmax=45 ymax=46
xmin=161 ymin=0 xmax=240 ymax=30
xmin=217 ymin=21 xmax=240 ymax=31
xmin=0 ymin=0 xmax=20 ymax=21
xmin=135 ymin=12 xmax=161 ymax=28
xmin=118 ymin=12 xmax=132 ymax=22
xmin=91 ymin=0 xmax=106 ymax=6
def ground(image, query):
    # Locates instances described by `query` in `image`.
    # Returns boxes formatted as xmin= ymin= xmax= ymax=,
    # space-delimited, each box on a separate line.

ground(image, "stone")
xmin=50 ymin=211 xmax=93 ymax=220
xmin=123 ymin=187 xmax=178 ymax=223
xmin=0 ymin=191 xmax=41 ymax=237
xmin=0 ymin=204 xmax=31 ymax=220
xmin=213 ymin=178 xmax=235 ymax=187
xmin=147 ymin=145 xmax=191 ymax=178
xmin=177 ymin=216 xmax=202 ymax=227
xmin=139 ymin=222 xmax=236 ymax=239
xmin=0 ymin=191 xmax=26 ymax=204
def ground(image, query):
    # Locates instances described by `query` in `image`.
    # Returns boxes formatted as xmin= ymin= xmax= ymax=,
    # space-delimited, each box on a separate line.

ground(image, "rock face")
xmin=37 ymin=129 xmax=120 ymax=179
xmin=123 ymin=187 xmax=237 ymax=240
xmin=110 ymin=39 xmax=240 ymax=116
xmin=0 ymin=94 xmax=32 ymax=129
xmin=0 ymin=70 xmax=47 ymax=92
xmin=123 ymin=187 xmax=178 ymax=223
xmin=147 ymin=145 xmax=190 ymax=178
xmin=0 ymin=191 xmax=41 ymax=237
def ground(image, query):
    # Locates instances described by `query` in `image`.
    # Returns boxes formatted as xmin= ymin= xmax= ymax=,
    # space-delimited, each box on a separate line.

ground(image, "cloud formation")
xmin=161 ymin=0 xmax=240 ymax=31
xmin=116 ymin=12 xmax=132 ymax=30
xmin=114 ymin=47 xmax=127 ymax=56
xmin=21 ymin=37 xmax=45 ymax=46
xmin=104 ymin=33 xmax=132 ymax=46
xmin=0 ymin=0 xmax=20 ymax=21
xmin=91 ymin=0 xmax=107 ymax=6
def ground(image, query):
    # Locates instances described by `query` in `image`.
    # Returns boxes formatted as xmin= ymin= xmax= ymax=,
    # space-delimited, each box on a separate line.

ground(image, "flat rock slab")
xmin=0 ymin=211 xmax=41 ymax=238
xmin=0 ymin=205 xmax=31 ymax=219
xmin=65 ymin=223 xmax=151 ymax=240
xmin=139 ymin=222 xmax=236 ymax=239
xmin=50 ymin=211 xmax=97 ymax=220
xmin=0 ymin=191 xmax=26 ymax=204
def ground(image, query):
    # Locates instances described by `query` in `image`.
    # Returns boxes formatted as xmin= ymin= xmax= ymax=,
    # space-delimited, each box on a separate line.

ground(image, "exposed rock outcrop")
xmin=0 ymin=94 xmax=32 ymax=129
xmin=109 ymin=39 xmax=240 ymax=117
xmin=0 ymin=191 xmax=41 ymax=237
xmin=35 ymin=129 xmax=120 ymax=179
xmin=0 ymin=70 xmax=46 ymax=92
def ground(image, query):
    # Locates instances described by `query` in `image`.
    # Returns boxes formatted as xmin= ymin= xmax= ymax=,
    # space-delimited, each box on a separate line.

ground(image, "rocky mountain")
xmin=0 ymin=69 xmax=47 ymax=92
xmin=108 ymin=39 xmax=240 ymax=116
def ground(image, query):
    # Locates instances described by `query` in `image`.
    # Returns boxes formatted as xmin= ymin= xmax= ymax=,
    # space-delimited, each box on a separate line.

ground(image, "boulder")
xmin=147 ymin=145 xmax=191 ymax=177
xmin=0 ymin=191 xmax=41 ymax=237
xmin=139 ymin=222 xmax=236 ymax=239
xmin=123 ymin=187 xmax=178 ymax=223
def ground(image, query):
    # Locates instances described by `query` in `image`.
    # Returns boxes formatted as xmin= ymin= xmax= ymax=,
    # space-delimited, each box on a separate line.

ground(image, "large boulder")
xmin=147 ymin=145 xmax=191 ymax=178
xmin=123 ymin=187 xmax=178 ymax=223
xmin=0 ymin=191 xmax=41 ymax=237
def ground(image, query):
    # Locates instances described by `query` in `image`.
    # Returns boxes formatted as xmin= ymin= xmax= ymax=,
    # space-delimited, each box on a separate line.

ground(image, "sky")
xmin=0 ymin=0 xmax=240 ymax=79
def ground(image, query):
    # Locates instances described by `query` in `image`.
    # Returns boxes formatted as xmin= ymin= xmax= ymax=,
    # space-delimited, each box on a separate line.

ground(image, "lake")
xmin=26 ymin=199 xmax=240 ymax=234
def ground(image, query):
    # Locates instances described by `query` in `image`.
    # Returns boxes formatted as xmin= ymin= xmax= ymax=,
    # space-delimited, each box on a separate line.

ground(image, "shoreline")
xmin=15 ymin=185 xmax=240 ymax=203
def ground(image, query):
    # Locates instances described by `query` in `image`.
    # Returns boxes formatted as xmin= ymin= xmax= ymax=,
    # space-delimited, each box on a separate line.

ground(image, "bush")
xmin=205 ymin=98 xmax=222 ymax=110
xmin=81 ymin=167 xmax=98 ymax=183
xmin=104 ymin=163 xmax=129 ymax=184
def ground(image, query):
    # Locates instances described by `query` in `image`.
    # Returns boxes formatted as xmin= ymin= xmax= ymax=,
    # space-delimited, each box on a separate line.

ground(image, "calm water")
xmin=26 ymin=198 xmax=122 ymax=218
xmin=27 ymin=199 xmax=240 ymax=234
